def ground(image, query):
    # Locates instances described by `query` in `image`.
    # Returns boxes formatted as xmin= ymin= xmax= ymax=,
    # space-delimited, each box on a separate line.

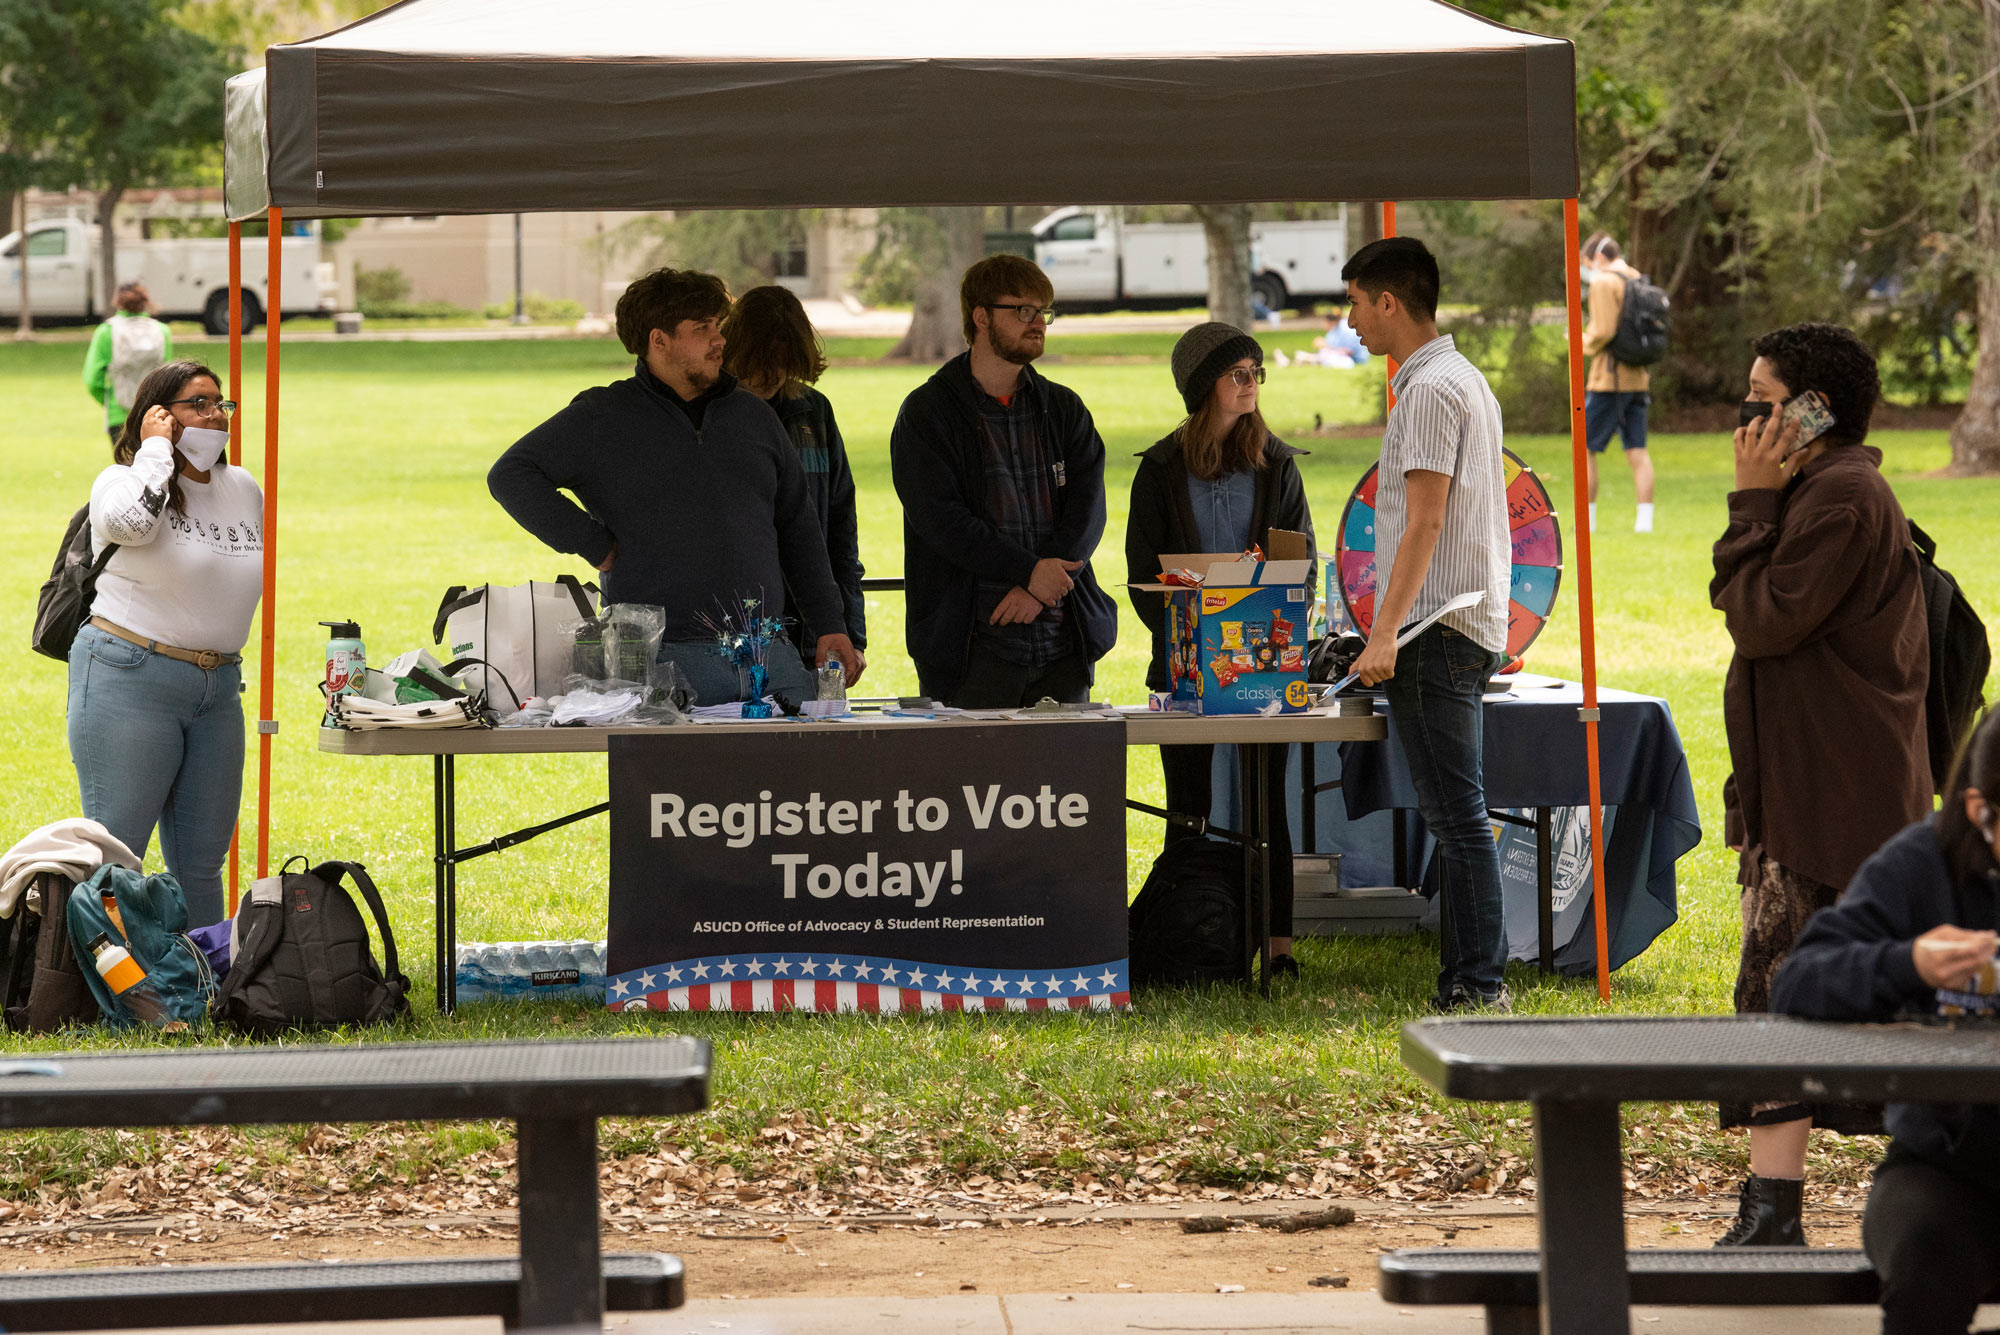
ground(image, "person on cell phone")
xmin=1709 ymin=322 xmax=1931 ymax=1247
xmin=1769 ymin=707 xmax=2000 ymax=1335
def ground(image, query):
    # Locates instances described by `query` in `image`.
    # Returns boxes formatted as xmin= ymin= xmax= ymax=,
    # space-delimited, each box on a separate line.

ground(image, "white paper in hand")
xmin=1327 ymin=590 xmax=1487 ymax=695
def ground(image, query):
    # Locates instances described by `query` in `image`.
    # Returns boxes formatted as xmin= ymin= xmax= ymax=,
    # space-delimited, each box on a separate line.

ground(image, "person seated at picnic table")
xmin=1709 ymin=321 xmax=1931 ymax=1247
xmin=1272 ymin=307 xmax=1369 ymax=368
xmin=488 ymin=268 xmax=859 ymax=703
xmin=1771 ymin=707 xmax=2000 ymax=1335
xmin=1126 ymin=322 xmax=1314 ymax=977
xmin=69 ymin=361 xmax=259 ymax=930
xmin=721 ymin=286 xmax=867 ymax=685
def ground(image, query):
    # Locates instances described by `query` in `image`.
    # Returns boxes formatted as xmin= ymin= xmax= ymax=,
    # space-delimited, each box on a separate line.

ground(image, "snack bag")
xmin=1280 ymin=646 xmax=1304 ymax=670
xmin=1937 ymin=957 xmax=2000 ymax=1018
xmin=1270 ymin=613 xmax=1294 ymax=647
xmin=1210 ymin=654 xmax=1240 ymax=688
xmin=1221 ymin=622 xmax=1244 ymax=650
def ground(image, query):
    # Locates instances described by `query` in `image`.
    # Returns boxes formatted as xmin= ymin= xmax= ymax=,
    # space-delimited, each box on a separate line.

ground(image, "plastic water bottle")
xmin=572 ymin=939 xmax=607 ymax=1000
xmin=319 ymin=619 xmax=365 ymax=727
xmin=817 ymin=656 xmax=847 ymax=704
xmin=89 ymin=934 xmax=182 ymax=1031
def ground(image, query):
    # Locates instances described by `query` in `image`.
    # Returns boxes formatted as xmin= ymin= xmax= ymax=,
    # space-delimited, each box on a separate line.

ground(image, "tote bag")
xmin=431 ymin=575 xmax=596 ymax=708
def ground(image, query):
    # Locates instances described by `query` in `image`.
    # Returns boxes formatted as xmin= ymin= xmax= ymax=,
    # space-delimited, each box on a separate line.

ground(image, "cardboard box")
xmin=1135 ymin=530 xmax=1314 ymax=715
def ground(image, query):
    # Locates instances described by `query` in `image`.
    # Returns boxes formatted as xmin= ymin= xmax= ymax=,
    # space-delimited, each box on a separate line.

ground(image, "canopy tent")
xmin=220 ymin=0 xmax=1620 ymax=995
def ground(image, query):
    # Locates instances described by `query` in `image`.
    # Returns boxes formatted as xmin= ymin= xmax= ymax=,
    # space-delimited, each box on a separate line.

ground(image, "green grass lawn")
xmin=3 ymin=332 xmax=1996 ymax=1209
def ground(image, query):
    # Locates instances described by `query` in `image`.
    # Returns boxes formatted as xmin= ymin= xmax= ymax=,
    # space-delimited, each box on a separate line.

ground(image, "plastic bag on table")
xmin=636 ymin=657 xmax=696 ymax=724
xmin=549 ymin=676 xmax=644 ymax=727
xmin=563 ymin=613 xmax=611 ymax=683
xmin=602 ymin=603 xmax=666 ymax=685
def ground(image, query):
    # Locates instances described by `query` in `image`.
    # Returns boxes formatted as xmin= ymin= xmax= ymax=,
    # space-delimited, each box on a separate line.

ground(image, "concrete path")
xmin=87 ymin=1291 xmax=2000 ymax=1334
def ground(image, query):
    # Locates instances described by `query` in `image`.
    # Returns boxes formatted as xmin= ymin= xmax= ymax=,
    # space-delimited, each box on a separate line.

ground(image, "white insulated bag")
xmin=432 ymin=576 xmax=596 ymax=709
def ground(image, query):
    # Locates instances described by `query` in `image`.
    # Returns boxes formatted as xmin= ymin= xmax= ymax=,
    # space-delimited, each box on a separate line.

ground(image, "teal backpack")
xmin=67 ymin=865 xmax=215 ymax=1029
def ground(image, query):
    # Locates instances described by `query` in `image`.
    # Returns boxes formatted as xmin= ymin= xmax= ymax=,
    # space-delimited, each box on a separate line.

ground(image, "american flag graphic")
xmin=607 ymin=954 xmax=1130 ymax=1012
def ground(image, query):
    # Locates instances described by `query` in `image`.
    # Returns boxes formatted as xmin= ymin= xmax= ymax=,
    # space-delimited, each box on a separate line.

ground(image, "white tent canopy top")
xmin=223 ymin=0 xmax=1578 ymax=220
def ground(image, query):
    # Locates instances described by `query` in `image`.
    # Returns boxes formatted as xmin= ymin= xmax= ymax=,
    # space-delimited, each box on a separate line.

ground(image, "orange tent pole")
xmin=227 ymin=223 xmax=244 ymax=913
xmin=256 ymin=209 xmax=282 ymax=880
xmin=1562 ymin=198 xmax=1613 ymax=1002
xmin=1382 ymin=202 xmax=1399 ymax=410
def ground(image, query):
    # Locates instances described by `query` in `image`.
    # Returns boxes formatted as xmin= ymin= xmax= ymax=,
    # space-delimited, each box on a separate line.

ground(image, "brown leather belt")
xmin=88 ymin=617 xmax=241 ymax=672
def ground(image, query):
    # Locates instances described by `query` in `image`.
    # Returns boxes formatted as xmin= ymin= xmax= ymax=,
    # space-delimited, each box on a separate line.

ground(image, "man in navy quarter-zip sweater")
xmin=489 ymin=268 xmax=857 ymax=703
xmin=890 ymin=254 xmax=1117 ymax=707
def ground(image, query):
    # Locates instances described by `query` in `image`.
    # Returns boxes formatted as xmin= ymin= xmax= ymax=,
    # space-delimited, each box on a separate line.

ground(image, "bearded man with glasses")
xmin=890 ymin=255 xmax=1117 ymax=707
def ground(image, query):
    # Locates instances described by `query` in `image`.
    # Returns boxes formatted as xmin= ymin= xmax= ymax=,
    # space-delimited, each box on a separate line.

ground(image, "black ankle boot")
xmin=1714 ymin=1175 xmax=1807 ymax=1247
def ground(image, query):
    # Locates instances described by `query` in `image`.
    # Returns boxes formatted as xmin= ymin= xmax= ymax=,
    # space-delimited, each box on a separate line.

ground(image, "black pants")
xmin=1866 ymin=1144 xmax=2000 ymax=1335
xmin=948 ymin=652 xmax=1090 ymax=710
xmin=1160 ymin=742 xmax=1294 ymax=938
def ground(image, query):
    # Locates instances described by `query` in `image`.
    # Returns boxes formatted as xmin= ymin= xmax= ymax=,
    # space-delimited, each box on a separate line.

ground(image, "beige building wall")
xmin=332 ymin=210 xmax=876 ymax=313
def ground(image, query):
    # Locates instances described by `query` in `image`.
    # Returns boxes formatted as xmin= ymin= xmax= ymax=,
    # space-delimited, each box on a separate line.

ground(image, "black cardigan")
xmin=1771 ymin=819 xmax=2000 ymax=1190
xmin=1124 ymin=432 xmax=1314 ymax=693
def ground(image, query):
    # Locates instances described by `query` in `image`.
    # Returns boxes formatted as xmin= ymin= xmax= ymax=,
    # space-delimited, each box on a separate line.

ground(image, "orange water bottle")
xmin=87 ymin=933 xmax=178 ymax=1030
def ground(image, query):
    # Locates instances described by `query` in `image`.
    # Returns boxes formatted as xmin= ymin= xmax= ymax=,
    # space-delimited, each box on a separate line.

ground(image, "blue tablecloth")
xmin=1208 ymin=682 xmax=1701 ymax=974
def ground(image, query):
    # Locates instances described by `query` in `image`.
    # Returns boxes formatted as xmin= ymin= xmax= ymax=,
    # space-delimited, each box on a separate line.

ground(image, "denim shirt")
xmin=1186 ymin=466 xmax=1257 ymax=554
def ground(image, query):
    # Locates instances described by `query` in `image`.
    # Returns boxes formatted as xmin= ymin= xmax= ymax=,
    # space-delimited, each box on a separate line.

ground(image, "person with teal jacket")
xmin=83 ymin=283 xmax=173 ymax=442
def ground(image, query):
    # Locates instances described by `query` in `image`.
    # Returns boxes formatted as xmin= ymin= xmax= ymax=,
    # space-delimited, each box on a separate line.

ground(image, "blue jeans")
xmin=1381 ymin=623 xmax=1508 ymax=1000
xmin=66 ymin=624 xmax=243 ymax=928
xmin=656 ymin=637 xmax=813 ymax=706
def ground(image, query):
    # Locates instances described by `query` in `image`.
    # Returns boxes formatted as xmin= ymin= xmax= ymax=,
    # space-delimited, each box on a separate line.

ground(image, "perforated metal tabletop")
xmin=1402 ymin=1014 xmax=2000 ymax=1104
xmin=0 ymin=1037 xmax=710 ymax=1128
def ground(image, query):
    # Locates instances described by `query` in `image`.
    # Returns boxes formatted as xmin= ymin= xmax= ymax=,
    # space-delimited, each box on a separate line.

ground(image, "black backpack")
xmin=1910 ymin=521 xmax=1992 ymax=794
xmin=1129 ymin=841 xmax=1248 ymax=987
xmin=0 ymin=872 xmax=107 ymax=1033
xmin=32 ymin=504 xmax=118 ymax=661
xmin=210 ymin=859 xmax=411 ymax=1034
xmin=1604 ymin=272 xmax=1671 ymax=367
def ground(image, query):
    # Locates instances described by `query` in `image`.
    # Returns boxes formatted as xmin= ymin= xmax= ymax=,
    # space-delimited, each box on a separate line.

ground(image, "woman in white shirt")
xmin=67 ymin=360 xmax=264 ymax=927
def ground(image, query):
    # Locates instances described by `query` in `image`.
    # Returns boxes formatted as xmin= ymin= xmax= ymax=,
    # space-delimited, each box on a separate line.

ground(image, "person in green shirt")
xmin=83 ymin=283 xmax=173 ymax=442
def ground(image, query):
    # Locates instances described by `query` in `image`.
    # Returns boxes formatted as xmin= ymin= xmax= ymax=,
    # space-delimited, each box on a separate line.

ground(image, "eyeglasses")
xmin=1226 ymin=366 xmax=1267 ymax=388
xmin=985 ymin=304 xmax=1058 ymax=325
xmin=164 ymin=396 xmax=237 ymax=419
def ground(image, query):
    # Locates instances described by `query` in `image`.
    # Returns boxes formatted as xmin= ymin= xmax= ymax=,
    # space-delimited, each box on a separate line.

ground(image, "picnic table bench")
xmin=1388 ymin=1015 xmax=2000 ymax=1333
xmin=0 ymin=1036 xmax=709 ymax=1331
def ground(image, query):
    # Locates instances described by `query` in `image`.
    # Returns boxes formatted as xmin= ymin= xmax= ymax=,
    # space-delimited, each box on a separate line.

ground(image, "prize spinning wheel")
xmin=1333 ymin=448 xmax=1562 ymax=660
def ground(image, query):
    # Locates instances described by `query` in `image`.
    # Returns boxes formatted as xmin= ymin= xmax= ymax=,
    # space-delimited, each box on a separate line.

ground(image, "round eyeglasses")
xmin=164 ymin=396 xmax=238 ymax=419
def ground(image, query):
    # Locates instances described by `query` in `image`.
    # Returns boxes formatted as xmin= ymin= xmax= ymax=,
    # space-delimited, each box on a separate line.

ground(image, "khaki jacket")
xmin=1583 ymin=266 xmax=1651 ymax=392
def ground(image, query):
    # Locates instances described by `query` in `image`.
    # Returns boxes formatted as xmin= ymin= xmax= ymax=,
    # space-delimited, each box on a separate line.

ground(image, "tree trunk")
xmin=887 ymin=207 xmax=985 ymax=362
xmin=12 ymin=192 xmax=30 ymax=339
xmin=95 ymin=183 xmax=124 ymax=321
xmin=1195 ymin=204 xmax=1254 ymax=331
xmin=1949 ymin=0 xmax=2000 ymax=475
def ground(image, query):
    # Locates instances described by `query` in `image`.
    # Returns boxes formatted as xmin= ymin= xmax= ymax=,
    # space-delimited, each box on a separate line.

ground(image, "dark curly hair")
xmin=1750 ymin=322 xmax=1879 ymax=449
xmin=614 ymin=268 xmax=731 ymax=357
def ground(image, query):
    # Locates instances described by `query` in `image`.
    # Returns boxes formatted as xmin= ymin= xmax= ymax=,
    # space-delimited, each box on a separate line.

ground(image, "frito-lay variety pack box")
xmin=1136 ymin=530 xmax=1314 ymax=715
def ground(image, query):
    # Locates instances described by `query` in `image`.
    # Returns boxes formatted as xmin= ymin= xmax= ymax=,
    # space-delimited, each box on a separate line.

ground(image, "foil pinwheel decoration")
xmin=697 ymin=594 xmax=789 ymax=718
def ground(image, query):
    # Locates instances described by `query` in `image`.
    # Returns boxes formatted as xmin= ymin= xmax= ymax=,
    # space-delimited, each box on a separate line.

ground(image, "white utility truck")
xmin=1 ymin=217 xmax=336 ymax=333
xmin=1032 ymin=206 xmax=1350 ymax=312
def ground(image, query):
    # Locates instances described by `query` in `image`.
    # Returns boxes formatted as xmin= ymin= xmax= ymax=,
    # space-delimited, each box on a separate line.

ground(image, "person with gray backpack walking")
xmin=1581 ymin=235 xmax=1666 ymax=533
xmin=82 ymin=283 xmax=172 ymax=443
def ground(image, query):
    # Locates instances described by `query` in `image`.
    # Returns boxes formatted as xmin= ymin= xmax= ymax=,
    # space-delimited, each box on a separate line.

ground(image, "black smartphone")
xmin=1739 ymin=400 xmax=1775 ymax=427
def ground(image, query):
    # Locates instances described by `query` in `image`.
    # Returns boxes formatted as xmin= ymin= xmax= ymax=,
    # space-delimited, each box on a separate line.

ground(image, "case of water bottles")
xmin=454 ymin=940 xmax=607 ymax=1004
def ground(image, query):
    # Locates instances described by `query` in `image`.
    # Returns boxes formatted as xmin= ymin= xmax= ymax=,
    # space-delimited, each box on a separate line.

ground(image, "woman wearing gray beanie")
xmin=1126 ymin=322 xmax=1316 ymax=976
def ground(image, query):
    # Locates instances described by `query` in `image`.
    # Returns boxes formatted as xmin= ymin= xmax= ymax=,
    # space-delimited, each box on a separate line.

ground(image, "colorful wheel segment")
xmin=1332 ymin=448 xmax=1563 ymax=660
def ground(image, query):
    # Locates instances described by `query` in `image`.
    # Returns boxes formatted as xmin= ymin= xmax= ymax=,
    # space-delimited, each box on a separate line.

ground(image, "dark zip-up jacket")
xmin=1771 ymin=819 xmax=2000 ymax=1191
xmin=1125 ymin=433 xmax=1315 ymax=693
xmin=889 ymin=353 xmax=1117 ymax=699
xmin=487 ymin=359 xmax=843 ymax=643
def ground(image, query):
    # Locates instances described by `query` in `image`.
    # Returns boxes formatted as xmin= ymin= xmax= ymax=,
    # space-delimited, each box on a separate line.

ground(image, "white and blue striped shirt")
xmin=1375 ymin=334 xmax=1510 ymax=654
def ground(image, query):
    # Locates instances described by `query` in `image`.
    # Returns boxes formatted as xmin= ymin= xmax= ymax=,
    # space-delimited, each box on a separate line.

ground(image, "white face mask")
xmin=175 ymin=427 xmax=229 ymax=473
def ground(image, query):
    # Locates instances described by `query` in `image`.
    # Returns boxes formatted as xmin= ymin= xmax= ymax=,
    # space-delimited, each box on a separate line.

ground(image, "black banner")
xmin=606 ymin=721 xmax=1128 ymax=1012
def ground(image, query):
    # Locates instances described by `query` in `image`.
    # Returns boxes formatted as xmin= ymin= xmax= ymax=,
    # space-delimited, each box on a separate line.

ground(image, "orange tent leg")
xmin=256 ymin=210 xmax=282 ymax=880
xmin=228 ymin=222 xmax=244 ymax=913
xmin=1562 ymin=199 xmax=1613 ymax=1002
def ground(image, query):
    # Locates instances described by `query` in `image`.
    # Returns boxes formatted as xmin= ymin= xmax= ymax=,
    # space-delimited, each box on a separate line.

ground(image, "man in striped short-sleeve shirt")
xmin=1344 ymin=237 xmax=1514 ymax=1013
